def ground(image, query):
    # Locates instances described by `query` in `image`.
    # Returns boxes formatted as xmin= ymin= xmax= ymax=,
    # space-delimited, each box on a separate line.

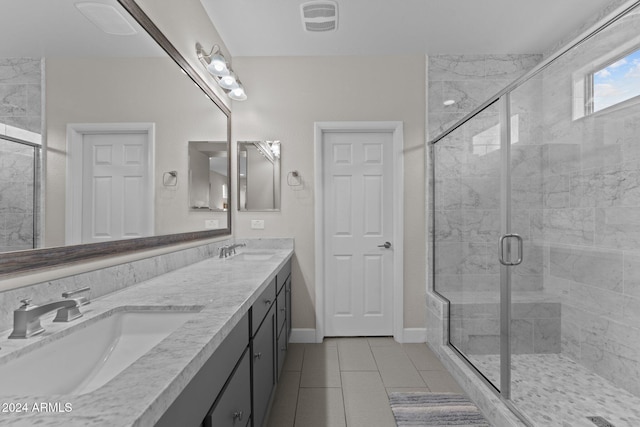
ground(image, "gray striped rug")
xmin=389 ymin=392 xmax=490 ymax=426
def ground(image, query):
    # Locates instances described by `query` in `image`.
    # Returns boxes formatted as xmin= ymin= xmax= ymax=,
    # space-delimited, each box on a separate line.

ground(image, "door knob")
xmin=377 ymin=241 xmax=392 ymax=249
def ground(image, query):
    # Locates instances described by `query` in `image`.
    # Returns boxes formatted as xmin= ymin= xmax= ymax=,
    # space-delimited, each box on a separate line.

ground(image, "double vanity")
xmin=0 ymin=243 xmax=293 ymax=427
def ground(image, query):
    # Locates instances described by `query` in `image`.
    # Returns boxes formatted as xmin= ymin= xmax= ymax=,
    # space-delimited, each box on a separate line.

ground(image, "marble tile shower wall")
xmin=0 ymin=58 xmax=41 ymax=134
xmin=429 ymin=55 xmax=543 ymax=296
xmin=0 ymin=58 xmax=41 ymax=252
xmin=534 ymin=19 xmax=640 ymax=396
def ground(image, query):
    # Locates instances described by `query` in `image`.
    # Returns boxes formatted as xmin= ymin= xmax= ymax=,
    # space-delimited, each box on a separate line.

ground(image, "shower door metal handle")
xmin=498 ymin=234 xmax=523 ymax=266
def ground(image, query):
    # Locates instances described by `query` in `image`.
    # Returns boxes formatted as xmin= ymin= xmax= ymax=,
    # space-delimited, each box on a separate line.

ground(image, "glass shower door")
xmin=433 ymin=100 xmax=504 ymax=392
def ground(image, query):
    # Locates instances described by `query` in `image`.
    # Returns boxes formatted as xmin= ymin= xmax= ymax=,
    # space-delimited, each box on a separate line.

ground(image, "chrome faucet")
xmin=219 ymin=243 xmax=247 ymax=258
xmin=219 ymin=245 xmax=231 ymax=258
xmin=9 ymin=288 xmax=91 ymax=339
xmin=228 ymin=243 xmax=246 ymax=255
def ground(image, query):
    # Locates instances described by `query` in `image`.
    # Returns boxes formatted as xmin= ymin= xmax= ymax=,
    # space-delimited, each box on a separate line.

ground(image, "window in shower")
xmin=574 ymin=44 xmax=640 ymax=119
xmin=590 ymin=48 xmax=640 ymax=112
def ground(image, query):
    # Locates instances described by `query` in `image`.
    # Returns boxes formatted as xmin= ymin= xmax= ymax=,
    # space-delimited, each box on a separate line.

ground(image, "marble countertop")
xmin=0 ymin=247 xmax=293 ymax=426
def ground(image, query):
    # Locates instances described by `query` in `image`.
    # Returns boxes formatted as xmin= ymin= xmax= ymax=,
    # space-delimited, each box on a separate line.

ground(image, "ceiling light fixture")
xmin=196 ymin=43 xmax=247 ymax=101
xmin=443 ymin=99 xmax=456 ymax=106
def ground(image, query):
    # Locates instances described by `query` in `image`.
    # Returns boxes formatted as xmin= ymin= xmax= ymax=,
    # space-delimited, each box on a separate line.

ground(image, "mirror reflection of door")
xmin=66 ymin=123 xmax=154 ymax=245
xmin=188 ymin=141 xmax=228 ymax=213
xmin=81 ymin=132 xmax=152 ymax=243
xmin=237 ymin=141 xmax=281 ymax=211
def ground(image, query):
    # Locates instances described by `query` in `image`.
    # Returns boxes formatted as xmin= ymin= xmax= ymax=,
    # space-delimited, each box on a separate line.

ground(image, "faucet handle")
xmin=62 ymin=287 xmax=91 ymax=306
xmin=62 ymin=287 xmax=90 ymax=299
xmin=19 ymin=299 xmax=32 ymax=308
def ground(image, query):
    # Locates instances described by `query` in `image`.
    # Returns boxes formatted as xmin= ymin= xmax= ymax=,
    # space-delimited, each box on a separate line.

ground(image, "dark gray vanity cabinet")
xmin=156 ymin=313 xmax=250 ymax=427
xmin=158 ymin=259 xmax=292 ymax=427
xmin=252 ymin=259 xmax=292 ymax=427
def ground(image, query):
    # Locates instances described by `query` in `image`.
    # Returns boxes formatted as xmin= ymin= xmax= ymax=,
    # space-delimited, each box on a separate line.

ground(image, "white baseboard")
xmin=403 ymin=328 xmax=427 ymax=343
xmin=289 ymin=328 xmax=317 ymax=343
xmin=290 ymin=328 xmax=427 ymax=343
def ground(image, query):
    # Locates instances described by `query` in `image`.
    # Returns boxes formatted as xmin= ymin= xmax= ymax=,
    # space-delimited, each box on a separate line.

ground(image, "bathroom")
xmin=0 ymin=0 xmax=639 ymax=426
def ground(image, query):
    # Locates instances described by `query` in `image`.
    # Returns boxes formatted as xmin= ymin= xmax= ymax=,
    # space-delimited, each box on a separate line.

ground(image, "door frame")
xmin=314 ymin=121 xmax=404 ymax=343
xmin=66 ymin=123 xmax=155 ymax=245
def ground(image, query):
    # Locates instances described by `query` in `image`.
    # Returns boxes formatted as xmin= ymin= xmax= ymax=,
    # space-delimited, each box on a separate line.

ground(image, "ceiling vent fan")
xmin=300 ymin=1 xmax=338 ymax=32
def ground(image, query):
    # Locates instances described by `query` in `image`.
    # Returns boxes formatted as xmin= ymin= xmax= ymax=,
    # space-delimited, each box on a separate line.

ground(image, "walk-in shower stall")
xmin=429 ymin=2 xmax=640 ymax=426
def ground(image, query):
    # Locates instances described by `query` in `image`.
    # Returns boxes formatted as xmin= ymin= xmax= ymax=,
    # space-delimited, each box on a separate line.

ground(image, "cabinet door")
xmin=204 ymin=349 xmax=251 ymax=427
xmin=285 ymin=276 xmax=292 ymax=341
xmin=276 ymin=325 xmax=287 ymax=380
xmin=252 ymin=309 xmax=275 ymax=427
xmin=276 ymin=285 xmax=286 ymax=336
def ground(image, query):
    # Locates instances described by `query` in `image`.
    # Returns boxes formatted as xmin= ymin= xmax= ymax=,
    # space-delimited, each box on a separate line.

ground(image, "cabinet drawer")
xmin=204 ymin=349 xmax=251 ymax=427
xmin=276 ymin=284 xmax=286 ymax=336
xmin=252 ymin=310 xmax=275 ymax=427
xmin=251 ymin=278 xmax=276 ymax=336
xmin=156 ymin=313 xmax=249 ymax=427
xmin=276 ymin=260 xmax=291 ymax=293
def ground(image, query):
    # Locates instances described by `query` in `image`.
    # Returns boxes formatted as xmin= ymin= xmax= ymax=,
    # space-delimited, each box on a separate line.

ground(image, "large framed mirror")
xmin=238 ymin=141 xmax=281 ymax=211
xmin=0 ymin=0 xmax=231 ymax=276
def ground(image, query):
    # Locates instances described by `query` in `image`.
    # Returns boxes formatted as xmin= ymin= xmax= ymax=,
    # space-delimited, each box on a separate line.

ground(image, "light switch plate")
xmin=204 ymin=219 xmax=219 ymax=229
xmin=251 ymin=219 xmax=265 ymax=230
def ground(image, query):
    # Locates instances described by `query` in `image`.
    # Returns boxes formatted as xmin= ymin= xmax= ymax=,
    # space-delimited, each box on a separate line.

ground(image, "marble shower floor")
xmin=471 ymin=353 xmax=640 ymax=427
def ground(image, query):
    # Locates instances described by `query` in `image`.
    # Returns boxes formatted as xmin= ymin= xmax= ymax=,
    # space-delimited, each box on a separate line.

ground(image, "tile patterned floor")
xmin=473 ymin=353 xmax=640 ymax=427
xmin=266 ymin=338 xmax=465 ymax=427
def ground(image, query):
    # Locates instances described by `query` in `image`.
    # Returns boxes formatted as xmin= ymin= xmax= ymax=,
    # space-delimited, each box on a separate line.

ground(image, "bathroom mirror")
xmin=189 ymin=141 xmax=229 ymax=213
xmin=238 ymin=141 xmax=281 ymax=211
xmin=0 ymin=0 xmax=231 ymax=275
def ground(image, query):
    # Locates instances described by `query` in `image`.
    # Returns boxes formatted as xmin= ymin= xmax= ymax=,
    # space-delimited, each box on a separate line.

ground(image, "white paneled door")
xmin=323 ymin=131 xmax=395 ymax=336
xmin=80 ymin=132 xmax=152 ymax=243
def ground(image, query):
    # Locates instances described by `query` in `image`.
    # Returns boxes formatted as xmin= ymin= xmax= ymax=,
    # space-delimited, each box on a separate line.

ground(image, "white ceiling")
xmin=0 ymin=0 xmax=163 ymax=58
xmin=200 ymin=0 xmax=615 ymax=56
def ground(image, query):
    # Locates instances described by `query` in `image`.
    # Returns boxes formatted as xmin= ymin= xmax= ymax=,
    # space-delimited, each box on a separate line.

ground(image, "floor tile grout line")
xmin=291 ymin=345 xmax=304 ymax=427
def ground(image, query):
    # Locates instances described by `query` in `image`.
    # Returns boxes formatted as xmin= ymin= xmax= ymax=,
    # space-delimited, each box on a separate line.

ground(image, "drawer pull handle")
xmin=264 ymin=299 xmax=272 ymax=305
xmin=233 ymin=410 xmax=243 ymax=421
xmin=254 ymin=352 xmax=262 ymax=360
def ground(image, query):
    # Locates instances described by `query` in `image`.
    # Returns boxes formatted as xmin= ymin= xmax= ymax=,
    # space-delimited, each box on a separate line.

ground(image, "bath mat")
xmin=389 ymin=392 xmax=490 ymax=426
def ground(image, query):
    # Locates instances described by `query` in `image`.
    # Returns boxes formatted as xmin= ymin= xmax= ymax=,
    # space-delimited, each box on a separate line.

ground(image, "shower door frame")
xmin=430 ymin=93 xmax=520 ymax=404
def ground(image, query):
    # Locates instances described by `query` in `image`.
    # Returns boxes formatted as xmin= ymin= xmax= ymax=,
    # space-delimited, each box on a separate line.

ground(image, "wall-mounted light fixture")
xmin=196 ymin=43 xmax=247 ymax=101
xmin=253 ymin=140 xmax=280 ymax=163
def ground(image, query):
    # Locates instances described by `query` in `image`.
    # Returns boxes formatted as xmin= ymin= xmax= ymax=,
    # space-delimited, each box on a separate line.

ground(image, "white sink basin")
xmin=229 ymin=252 xmax=274 ymax=261
xmin=0 ymin=309 xmax=196 ymax=395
